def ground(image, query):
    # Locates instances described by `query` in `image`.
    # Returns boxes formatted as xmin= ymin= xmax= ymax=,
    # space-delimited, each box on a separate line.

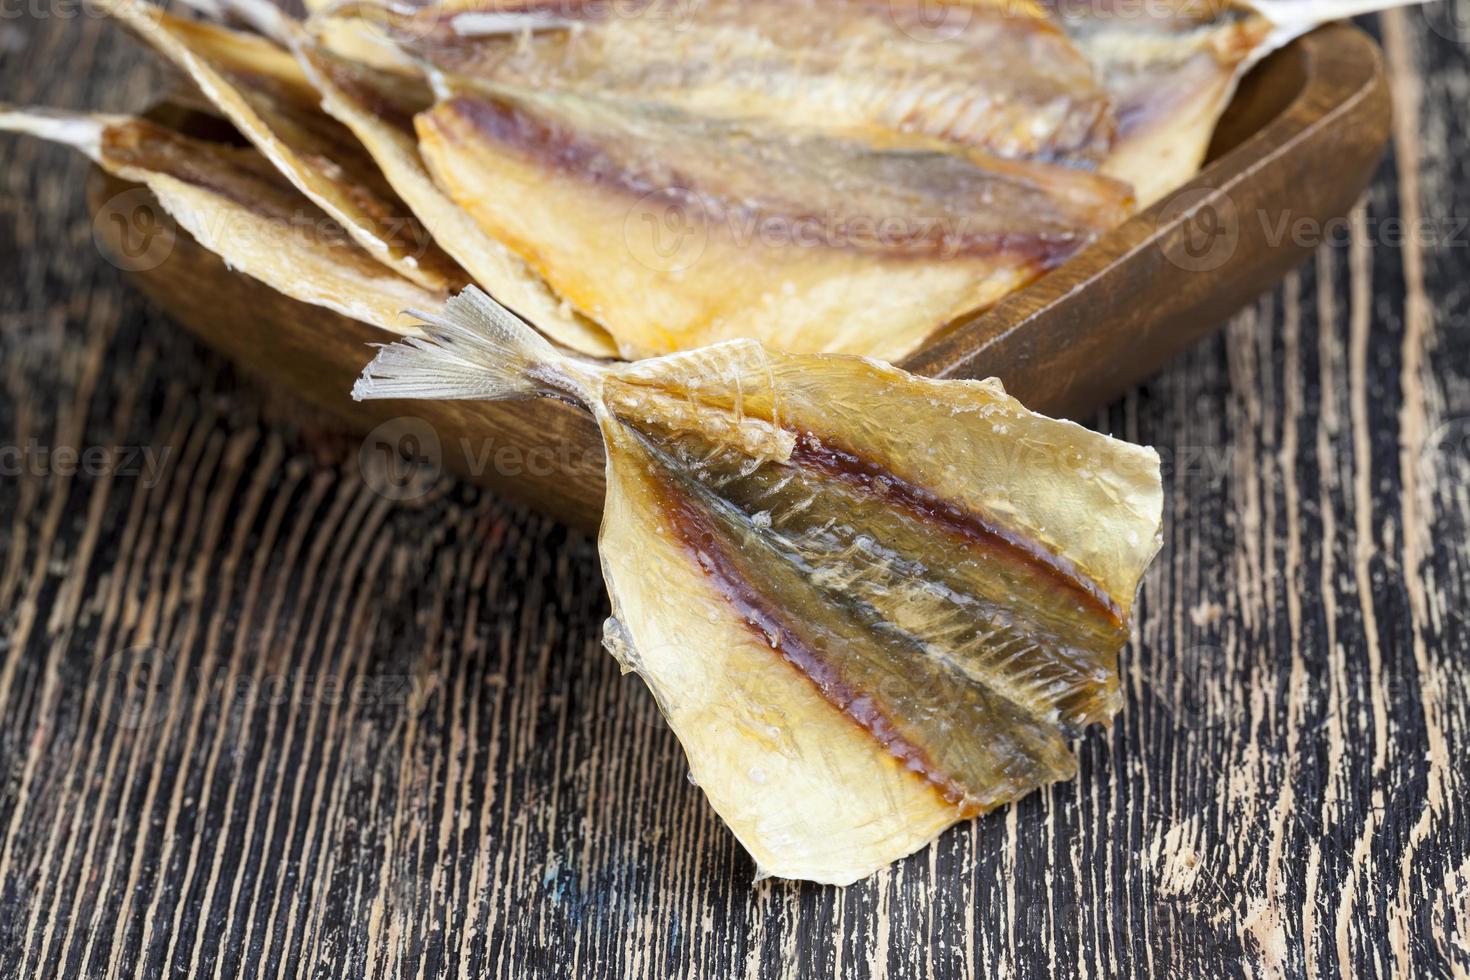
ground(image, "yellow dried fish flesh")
xmin=1048 ymin=0 xmax=1420 ymax=206
xmin=352 ymin=286 xmax=1164 ymax=883
xmin=350 ymin=0 xmax=1117 ymax=164
xmin=211 ymin=0 xmax=618 ymax=356
xmin=97 ymin=0 xmax=465 ymax=292
xmin=417 ymin=83 xmax=1133 ymax=361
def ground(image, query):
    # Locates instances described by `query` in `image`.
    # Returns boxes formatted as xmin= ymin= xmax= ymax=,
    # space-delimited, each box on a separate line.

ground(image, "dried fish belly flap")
xmin=597 ymin=447 xmax=975 ymax=883
xmin=1042 ymin=0 xmax=1271 ymax=206
xmin=99 ymin=117 xmax=444 ymax=330
xmin=417 ymin=87 xmax=1133 ymax=361
xmin=352 ymin=289 xmax=1163 ymax=883
xmin=373 ymin=0 xmax=1116 ymax=164
xmin=595 ymin=383 xmax=1150 ymax=881
xmin=0 ymin=108 xmax=439 ymax=331
xmin=98 ymin=0 xmax=464 ymax=292
xmin=225 ymin=0 xmax=617 ymax=356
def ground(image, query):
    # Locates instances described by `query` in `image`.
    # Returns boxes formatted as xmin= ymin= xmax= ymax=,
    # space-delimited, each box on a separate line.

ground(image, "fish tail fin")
xmin=1250 ymin=0 xmax=1425 ymax=63
xmin=1251 ymin=0 xmax=1423 ymax=22
xmin=353 ymin=286 xmax=597 ymax=405
xmin=0 ymin=105 xmax=115 ymax=160
xmin=432 ymin=9 xmax=577 ymax=37
xmin=177 ymin=0 xmax=302 ymax=46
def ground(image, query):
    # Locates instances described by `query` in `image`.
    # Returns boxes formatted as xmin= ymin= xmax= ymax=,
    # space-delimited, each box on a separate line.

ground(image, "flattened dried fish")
xmin=213 ymin=0 xmax=618 ymax=356
xmin=355 ymin=0 xmax=1116 ymax=165
xmin=353 ymin=286 xmax=1163 ymax=883
xmin=1042 ymin=0 xmax=1269 ymax=206
xmin=0 ymin=107 xmax=440 ymax=330
xmin=301 ymin=0 xmax=423 ymax=72
xmin=417 ymin=83 xmax=1133 ymax=361
xmin=97 ymin=0 xmax=464 ymax=292
xmin=1047 ymin=0 xmax=1420 ymax=205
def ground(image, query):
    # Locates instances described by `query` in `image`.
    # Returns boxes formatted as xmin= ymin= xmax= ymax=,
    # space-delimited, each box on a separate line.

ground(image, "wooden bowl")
xmin=88 ymin=23 xmax=1391 ymax=532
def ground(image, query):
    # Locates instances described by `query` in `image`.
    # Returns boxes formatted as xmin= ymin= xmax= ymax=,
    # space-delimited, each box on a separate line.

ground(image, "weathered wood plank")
xmin=0 ymin=6 xmax=1466 ymax=979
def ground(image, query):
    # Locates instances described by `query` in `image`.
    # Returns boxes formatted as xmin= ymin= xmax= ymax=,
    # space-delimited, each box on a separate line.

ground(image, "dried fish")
xmin=211 ymin=0 xmax=619 ymax=356
xmin=1047 ymin=0 xmax=1421 ymax=206
xmin=96 ymin=0 xmax=465 ymax=292
xmin=352 ymin=286 xmax=1163 ymax=883
xmin=349 ymin=0 xmax=1117 ymax=165
xmin=0 ymin=107 xmax=441 ymax=331
xmin=417 ymin=82 xmax=1133 ymax=361
xmin=301 ymin=0 xmax=423 ymax=72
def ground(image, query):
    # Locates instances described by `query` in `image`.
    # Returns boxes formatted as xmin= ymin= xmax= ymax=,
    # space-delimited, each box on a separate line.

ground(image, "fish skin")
xmin=97 ymin=0 xmax=467 ymax=292
xmin=0 ymin=107 xmax=444 ymax=331
xmin=417 ymin=83 xmax=1133 ymax=361
xmin=1043 ymin=0 xmax=1271 ymax=206
xmin=203 ymin=0 xmax=621 ymax=356
xmin=357 ymin=0 xmax=1119 ymax=166
xmin=352 ymin=286 xmax=1164 ymax=883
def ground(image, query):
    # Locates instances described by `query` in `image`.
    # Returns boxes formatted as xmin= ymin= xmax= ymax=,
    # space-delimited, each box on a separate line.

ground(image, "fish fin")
xmin=195 ymin=0 xmax=620 ymax=359
xmin=353 ymin=286 xmax=596 ymax=404
xmin=444 ymin=10 xmax=576 ymax=36
xmin=0 ymin=105 xmax=117 ymax=160
xmin=177 ymin=0 xmax=300 ymax=45
xmin=1249 ymin=0 xmax=1425 ymax=65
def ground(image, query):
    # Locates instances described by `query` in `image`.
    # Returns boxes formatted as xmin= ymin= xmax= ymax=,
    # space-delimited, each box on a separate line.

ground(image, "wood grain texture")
xmin=0 ymin=6 xmax=1467 ymax=979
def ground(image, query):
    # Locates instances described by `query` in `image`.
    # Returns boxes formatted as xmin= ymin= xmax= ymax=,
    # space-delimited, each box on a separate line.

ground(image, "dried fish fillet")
xmin=352 ymin=286 xmax=1163 ymax=883
xmin=1041 ymin=0 xmax=1270 ymax=206
xmin=417 ymin=84 xmax=1133 ymax=361
xmin=355 ymin=0 xmax=1116 ymax=165
xmin=212 ymin=0 xmax=618 ymax=356
xmin=1047 ymin=0 xmax=1420 ymax=206
xmin=97 ymin=0 xmax=464 ymax=293
xmin=0 ymin=107 xmax=440 ymax=331
xmin=301 ymin=0 xmax=423 ymax=72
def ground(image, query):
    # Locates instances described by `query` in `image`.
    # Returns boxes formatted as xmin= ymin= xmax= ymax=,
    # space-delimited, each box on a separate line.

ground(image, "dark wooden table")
xmin=2 ymin=7 xmax=1468 ymax=979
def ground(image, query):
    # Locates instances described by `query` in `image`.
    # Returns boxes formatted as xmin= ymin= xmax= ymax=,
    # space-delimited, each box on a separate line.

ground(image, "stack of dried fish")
xmin=352 ymin=285 xmax=1166 ymax=883
xmin=0 ymin=0 xmax=1414 ymax=882
xmin=0 ymin=0 xmax=1414 ymax=362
